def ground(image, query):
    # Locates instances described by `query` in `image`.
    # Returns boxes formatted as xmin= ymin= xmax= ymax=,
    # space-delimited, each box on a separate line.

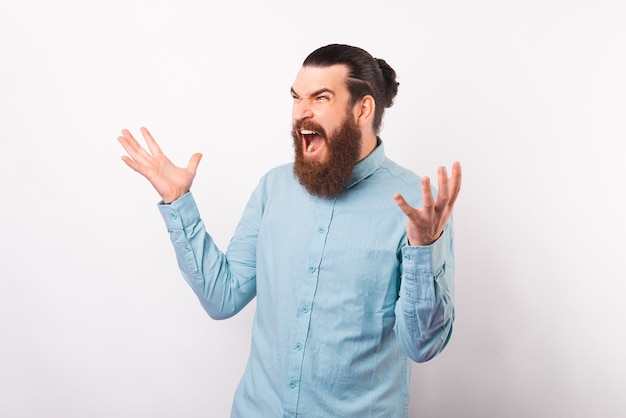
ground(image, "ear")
xmin=355 ymin=95 xmax=375 ymax=128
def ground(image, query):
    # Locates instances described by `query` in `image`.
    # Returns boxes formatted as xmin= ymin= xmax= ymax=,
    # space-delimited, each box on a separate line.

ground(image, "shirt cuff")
xmin=400 ymin=225 xmax=449 ymax=276
xmin=157 ymin=192 xmax=201 ymax=231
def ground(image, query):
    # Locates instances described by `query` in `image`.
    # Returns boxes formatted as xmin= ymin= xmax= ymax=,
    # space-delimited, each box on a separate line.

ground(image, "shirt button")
xmin=317 ymin=226 xmax=325 ymax=233
xmin=403 ymin=254 xmax=410 ymax=261
xmin=294 ymin=343 xmax=302 ymax=351
xmin=170 ymin=213 xmax=178 ymax=219
xmin=302 ymin=306 xmax=309 ymax=313
xmin=289 ymin=381 xmax=297 ymax=389
xmin=308 ymin=266 xmax=316 ymax=273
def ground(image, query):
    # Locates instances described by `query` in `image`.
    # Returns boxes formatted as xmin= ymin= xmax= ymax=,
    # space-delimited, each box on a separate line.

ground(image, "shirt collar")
xmin=347 ymin=137 xmax=385 ymax=189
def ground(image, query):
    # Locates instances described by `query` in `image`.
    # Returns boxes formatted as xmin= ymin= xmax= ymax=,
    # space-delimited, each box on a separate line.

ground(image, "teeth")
xmin=301 ymin=129 xmax=317 ymax=135
xmin=307 ymin=142 xmax=314 ymax=152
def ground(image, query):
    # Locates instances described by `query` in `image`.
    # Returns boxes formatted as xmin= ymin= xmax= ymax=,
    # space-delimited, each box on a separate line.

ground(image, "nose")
xmin=292 ymin=99 xmax=313 ymax=122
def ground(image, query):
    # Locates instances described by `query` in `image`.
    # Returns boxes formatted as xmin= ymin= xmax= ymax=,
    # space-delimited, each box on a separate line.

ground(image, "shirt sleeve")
xmin=157 ymin=191 xmax=260 ymax=320
xmin=394 ymin=220 xmax=455 ymax=362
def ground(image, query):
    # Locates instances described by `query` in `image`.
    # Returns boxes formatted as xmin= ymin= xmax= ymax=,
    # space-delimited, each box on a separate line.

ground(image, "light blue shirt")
xmin=158 ymin=142 xmax=455 ymax=417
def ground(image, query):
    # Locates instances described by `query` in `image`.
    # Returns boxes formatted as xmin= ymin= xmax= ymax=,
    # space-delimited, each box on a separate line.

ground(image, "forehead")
xmin=291 ymin=64 xmax=350 ymax=97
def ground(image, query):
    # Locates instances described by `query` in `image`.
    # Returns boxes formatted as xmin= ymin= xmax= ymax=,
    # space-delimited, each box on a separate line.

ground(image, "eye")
xmin=316 ymin=95 xmax=330 ymax=101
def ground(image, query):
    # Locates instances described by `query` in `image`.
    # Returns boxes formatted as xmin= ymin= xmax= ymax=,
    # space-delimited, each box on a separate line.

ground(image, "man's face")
xmin=291 ymin=65 xmax=363 ymax=199
xmin=291 ymin=65 xmax=358 ymax=164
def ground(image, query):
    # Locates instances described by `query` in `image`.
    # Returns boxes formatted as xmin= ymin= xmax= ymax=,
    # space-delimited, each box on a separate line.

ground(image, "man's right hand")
xmin=118 ymin=127 xmax=203 ymax=204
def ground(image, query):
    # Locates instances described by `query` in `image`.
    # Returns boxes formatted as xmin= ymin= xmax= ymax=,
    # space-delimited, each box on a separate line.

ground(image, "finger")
xmin=118 ymin=130 xmax=152 ymax=162
xmin=186 ymin=153 xmax=203 ymax=175
xmin=452 ymin=161 xmax=462 ymax=190
xmin=121 ymin=128 xmax=136 ymax=142
xmin=119 ymin=129 xmax=140 ymax=151
xmin=118 ymin=135 xmax=142 ymax=159
xmin=435 ymin=166 xmax=450 ymax=210
xmin=393 ymin=193 xmax=415 ymax=217
xmin=120 ymin=129 xmax=148 ymax=152
xmin=438 ymin=166 xmax=449 ymax=196
xmin=421 ymin=176 xmax=435 ymax=211
xmin=120 ymin=155 xmax=142 ymax=173
xmin=140 ymin=126 xmax=163 ymax=156
xmin=448 ymin=161 xmax=462 ymax=206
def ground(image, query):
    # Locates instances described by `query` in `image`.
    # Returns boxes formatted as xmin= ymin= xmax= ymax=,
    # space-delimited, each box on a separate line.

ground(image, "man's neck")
xmin=358 ymin=132 xmax=378 ymax=161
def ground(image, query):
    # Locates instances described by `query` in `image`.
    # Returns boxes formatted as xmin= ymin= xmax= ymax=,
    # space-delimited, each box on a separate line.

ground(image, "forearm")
xmin=158 ymin=192 xmax=257 ymax=319
xmin=394 ymin=222 xmax=455 ymax=362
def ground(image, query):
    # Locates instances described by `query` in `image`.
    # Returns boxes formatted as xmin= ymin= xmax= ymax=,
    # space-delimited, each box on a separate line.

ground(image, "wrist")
xmin=161 ymin=189 xmax=189 ymax=205
xmin=407 ymin=230 xmax=443 ymax=247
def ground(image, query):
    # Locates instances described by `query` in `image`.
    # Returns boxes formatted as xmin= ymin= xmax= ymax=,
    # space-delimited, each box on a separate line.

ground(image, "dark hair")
xmin=302 ymin=44 xmax=399 ymax=133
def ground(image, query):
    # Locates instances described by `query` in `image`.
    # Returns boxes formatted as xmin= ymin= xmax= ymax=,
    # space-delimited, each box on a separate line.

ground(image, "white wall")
xmin=1 ymin=1 xmax=624 ymax=417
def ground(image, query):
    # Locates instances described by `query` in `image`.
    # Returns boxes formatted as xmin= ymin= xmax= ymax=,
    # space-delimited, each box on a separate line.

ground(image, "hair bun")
xmin=376 ymin=58 xmax=399 ymax=108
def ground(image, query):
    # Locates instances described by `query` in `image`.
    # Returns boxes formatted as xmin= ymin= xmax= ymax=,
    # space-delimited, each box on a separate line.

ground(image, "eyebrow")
xmin=290 ymin=87 xmax=335 ymax=99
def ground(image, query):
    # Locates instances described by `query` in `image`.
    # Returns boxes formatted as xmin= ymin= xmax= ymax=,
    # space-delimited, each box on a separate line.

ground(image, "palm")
xmin=394 ymin=162 xmax=462 ymax=246
xmin=118 ymin=127 xmax=202 ymax=203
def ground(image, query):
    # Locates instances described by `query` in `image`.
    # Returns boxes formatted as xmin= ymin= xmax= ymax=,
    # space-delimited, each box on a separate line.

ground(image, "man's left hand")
xmin=394 ymin=161 xmax=462 ymax=246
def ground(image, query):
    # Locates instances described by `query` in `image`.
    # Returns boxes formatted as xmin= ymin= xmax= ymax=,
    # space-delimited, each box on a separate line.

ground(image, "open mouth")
xmin=301 ymin=129 xmax=325 ymax=154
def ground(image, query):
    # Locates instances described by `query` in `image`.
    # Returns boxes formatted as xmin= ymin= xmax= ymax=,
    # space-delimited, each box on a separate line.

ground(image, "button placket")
xmin=283 ymin=198 xmax=336 ymax=415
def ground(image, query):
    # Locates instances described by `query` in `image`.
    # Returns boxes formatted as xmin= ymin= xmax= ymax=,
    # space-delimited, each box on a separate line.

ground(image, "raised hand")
xmin=394 ymin=161 xmax=462 ymax=246
xmin=118 ymin=127 xmax=203 ymax=203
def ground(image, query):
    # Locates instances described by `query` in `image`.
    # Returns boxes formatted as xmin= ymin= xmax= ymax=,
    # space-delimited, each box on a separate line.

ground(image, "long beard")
xmin=292 ymin=115 xmax=362 ymax=199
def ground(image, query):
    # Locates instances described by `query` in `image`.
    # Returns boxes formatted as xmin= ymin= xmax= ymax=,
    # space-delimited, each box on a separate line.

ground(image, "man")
xmin=118 ymin=44 xmax=461 ymax=417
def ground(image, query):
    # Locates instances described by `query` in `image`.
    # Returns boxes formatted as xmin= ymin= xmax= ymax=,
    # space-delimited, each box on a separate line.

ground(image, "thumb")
xmin=393 ymin=193 xmax=414 ymax=217
xmin=187 ymin=153 xmax=203 ymax=175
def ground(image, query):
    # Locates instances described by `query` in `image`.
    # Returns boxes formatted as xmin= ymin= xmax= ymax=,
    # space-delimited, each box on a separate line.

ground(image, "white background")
xmin=1 ymin=1 xmax=624 ymax=417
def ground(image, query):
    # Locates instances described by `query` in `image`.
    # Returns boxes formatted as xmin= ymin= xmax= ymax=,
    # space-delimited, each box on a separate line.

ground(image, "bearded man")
xmin=118 ymin=43 xmax=462 ymax=417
